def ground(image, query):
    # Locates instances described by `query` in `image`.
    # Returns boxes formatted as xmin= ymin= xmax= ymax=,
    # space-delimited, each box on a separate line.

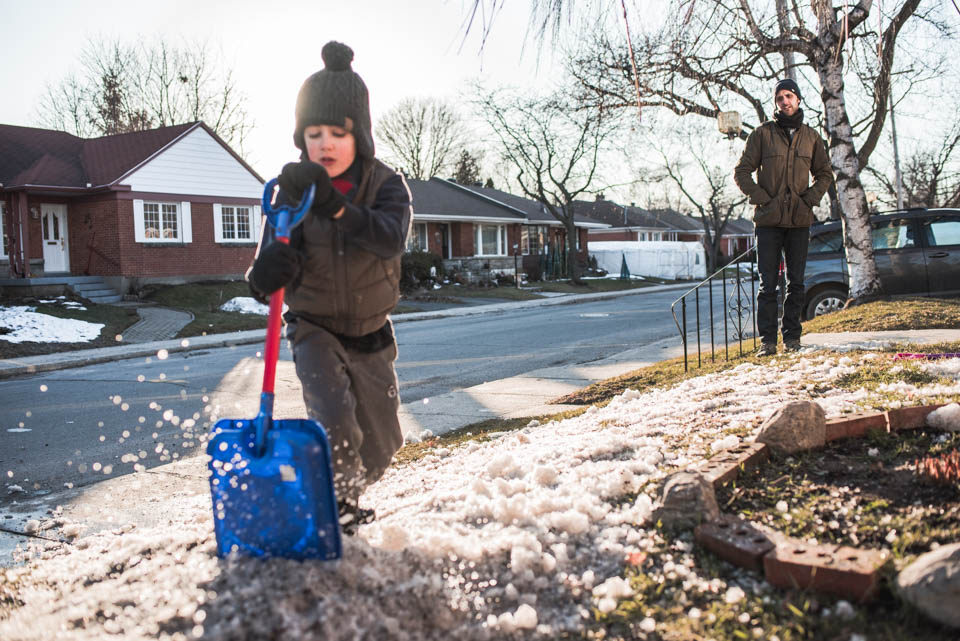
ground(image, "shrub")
xmin=401 ymin=250 xmax=445 ymax=292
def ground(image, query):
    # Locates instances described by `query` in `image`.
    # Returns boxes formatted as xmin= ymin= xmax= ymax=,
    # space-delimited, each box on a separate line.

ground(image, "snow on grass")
xmin=218 ymin=297 xmax=289 ymax=316
xmin=0 ymin=306 xmax=103 ymax=343
xmin=2 ymin=352 xmax=960 ymax=640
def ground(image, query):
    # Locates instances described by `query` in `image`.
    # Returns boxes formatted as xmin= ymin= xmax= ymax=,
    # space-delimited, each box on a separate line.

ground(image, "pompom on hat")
xmin=293 ymin=41 xmax=375 ymax=159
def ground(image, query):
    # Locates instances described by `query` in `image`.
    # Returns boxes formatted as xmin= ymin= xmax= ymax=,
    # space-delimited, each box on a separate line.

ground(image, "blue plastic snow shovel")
xmin=206 ymin=179 xmax=342 ymax=561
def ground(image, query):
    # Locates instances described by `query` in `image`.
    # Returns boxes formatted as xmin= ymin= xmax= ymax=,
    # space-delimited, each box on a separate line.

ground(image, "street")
xmin=0 ymin=286 xmax=734 ymax=507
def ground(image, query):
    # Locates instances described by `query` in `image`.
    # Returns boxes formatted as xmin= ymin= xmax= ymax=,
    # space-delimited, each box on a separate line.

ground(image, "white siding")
xmin=124 ymin=127 xmax=263 ymax=198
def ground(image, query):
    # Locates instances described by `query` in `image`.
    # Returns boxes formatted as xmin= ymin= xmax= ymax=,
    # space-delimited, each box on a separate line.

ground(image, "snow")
xmin=218 ymin=296 xmax=287 ymax=315
xmin=0 ymin=306 xmax=103 ymax=343
xmin=2 ymin=351 xmax=960 ymax=639
xmin=926 ymin=402 xmax=960 ymax=432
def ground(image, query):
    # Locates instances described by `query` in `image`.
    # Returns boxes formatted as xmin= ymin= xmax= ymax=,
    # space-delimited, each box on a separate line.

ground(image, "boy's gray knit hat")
xmin=293 ymin=41 xmax=374 ymax=159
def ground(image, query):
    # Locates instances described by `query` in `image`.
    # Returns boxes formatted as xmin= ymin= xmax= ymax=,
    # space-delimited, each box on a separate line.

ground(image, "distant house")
xmin=0 ymin=122 xmax=263 ymax=299
xmin=405 ymin=178 xmax=607 ymax=280
xmin=574 ymin=197 xmax=755 ymax=265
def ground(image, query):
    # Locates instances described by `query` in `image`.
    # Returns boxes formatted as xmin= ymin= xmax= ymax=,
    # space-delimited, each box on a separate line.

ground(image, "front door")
xmin=438 ymin=223 xmax=451 ymax=259
xmin=41 ymin=204 xmax=70 ymax=273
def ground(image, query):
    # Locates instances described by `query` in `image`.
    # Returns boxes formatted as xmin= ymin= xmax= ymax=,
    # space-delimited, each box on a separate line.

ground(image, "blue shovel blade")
xmin=206 ymin=417 xmax=342 ymax=561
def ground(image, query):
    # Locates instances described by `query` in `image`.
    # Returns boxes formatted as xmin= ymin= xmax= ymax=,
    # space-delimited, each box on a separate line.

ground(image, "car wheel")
xmin=805 ymin=287 xmax=847 ymax=319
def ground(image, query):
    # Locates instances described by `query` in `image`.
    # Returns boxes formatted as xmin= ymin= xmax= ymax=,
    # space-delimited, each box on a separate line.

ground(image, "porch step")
xmin=68 ymin=278 xmax=122 ymax=304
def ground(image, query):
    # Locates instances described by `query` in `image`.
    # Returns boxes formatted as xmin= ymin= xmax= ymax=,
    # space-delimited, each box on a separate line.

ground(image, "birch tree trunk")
xmin=814 ymin=2 xmax=883 ymax=300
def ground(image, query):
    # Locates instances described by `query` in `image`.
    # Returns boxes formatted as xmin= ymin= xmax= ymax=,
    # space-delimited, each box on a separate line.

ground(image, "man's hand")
xmin=248 ymin=241 xmax=302 ymax=295
xmin=278 ymin=161 xmax=346 ymax=219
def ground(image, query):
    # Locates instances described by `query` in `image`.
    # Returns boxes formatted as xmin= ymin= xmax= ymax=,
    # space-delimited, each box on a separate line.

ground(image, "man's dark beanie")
xmin=293 ymin=41 xmax=375 ymax=159
xmin=774 ymin=78 xmax=802 ymax=103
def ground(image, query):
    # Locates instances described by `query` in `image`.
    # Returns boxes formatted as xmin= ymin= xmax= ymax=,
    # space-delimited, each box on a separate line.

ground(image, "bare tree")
xmin=36 ymin=37 xmax=252 ymax=152
xmin=475 ymin=86 xmax=615 ymax=283
xmin=866 ymin=116 xmax=960 ymax=209
xmin=468 ymin=0 xmax=947 ymax=305
xmin=376 ymin=97 xmax=469 ymax=179
xmin=648 ymin=130 xmax=748 ymax=271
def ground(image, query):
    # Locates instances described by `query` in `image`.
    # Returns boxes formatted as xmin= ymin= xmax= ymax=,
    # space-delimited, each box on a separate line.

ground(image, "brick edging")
xmin=690 ymin=403 xmax=947 ymax=602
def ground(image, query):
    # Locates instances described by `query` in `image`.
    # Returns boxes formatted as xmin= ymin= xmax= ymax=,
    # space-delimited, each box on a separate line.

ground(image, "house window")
xmin=521 ymin=225 xmax=549 ymax=255
xmin=145 ymin=202 xmax=180 ymax=240
xmin=214 ymin=204 xmax=260 ymax=243
xmin=475 ymin=223 xmax=507 ymax=256
xmin=134 ymin=199 xmax=193 ymax=243
xmin=0 ymin=201 xmax=6 ymax=259
xmin=407 ymin=222 xmax=428 ymax=252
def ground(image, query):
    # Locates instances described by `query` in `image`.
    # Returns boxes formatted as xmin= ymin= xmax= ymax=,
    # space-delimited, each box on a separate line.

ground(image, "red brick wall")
xmin=451 ymin=222 xmax=474 ymax=257
xmin=589 ymin=230 xmax=638 ymax=242
xmin=117 ymin=200 xmax=257 ymax=277
xmin=69 ymin=198 xmax=124 ymax=276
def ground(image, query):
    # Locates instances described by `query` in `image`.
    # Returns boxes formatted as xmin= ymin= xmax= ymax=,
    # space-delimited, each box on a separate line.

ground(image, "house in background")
xmin=405 ymin=178 xmax=607 ymax=281
xmin=575 ymin=197 xmax=755 ymax=267
xmin=0 ymin=122 xmax=263 ymax=301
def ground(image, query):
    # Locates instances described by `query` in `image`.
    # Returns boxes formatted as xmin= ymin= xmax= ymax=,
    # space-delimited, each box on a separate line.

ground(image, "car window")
xmin=808 ymin=229 xmax=843 ymax=254
xmin=871 ymin=218 xmax=914 ymax=250
xmin=923 ymin=215 xmax=960 ymax=247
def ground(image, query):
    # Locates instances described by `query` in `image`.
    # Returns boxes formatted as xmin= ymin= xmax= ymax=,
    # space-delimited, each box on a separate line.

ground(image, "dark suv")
xmin=804 ymin=208 xmax=960 ymax=319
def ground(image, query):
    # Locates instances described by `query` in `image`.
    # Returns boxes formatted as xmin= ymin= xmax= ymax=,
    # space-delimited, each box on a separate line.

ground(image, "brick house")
xmin=406 ymin=178 xmax=606 ymax=280
xmin=0 ymin=122 xmax=263 ymax=298
xmin=575 ymin=198 xmax=755 ymax=265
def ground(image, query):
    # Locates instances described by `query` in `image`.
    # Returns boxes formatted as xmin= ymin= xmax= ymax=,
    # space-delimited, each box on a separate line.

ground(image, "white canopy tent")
xmin=590 ymin=241 xmax=707 ymax=281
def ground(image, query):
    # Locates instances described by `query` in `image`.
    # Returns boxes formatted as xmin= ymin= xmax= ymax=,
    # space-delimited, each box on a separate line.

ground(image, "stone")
xmin=756 ymin=401 xmax=826 ymax=454
xmin=652 ymin=471 xmax=719 ymax=530
xmin=896 ymin=542 xmax=960 ymax=629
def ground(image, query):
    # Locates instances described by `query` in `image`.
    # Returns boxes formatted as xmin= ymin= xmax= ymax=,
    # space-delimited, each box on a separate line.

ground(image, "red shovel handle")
xmin=261 ymin=236 xmax=289 ymax=396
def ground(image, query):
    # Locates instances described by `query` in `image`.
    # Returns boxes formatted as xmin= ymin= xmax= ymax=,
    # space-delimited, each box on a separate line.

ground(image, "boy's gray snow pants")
xmin=288 ymin=319 xmax=403 ymax=505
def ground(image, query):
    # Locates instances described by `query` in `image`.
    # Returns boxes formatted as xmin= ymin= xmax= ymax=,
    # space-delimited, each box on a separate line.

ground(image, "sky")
xmin=0 ymin=0 xmax=565 ymax=181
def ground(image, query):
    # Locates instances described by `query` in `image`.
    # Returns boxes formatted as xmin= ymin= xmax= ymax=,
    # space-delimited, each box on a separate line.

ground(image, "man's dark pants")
xmin=755 ymin=226 xmax=810 ymax=345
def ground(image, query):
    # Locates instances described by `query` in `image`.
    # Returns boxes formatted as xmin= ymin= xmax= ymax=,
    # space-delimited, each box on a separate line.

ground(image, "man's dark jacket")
xmin=734 ymin=121 xmax=834 ymax=228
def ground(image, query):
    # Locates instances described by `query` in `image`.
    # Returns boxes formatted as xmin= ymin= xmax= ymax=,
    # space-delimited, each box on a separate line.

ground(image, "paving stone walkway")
xmin=120 ymin=307 xmax=194 ymax=343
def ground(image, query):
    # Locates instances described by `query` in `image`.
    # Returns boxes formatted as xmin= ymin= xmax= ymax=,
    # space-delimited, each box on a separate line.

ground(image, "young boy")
xmin=246 ymin=41 xmax=412 ymax=533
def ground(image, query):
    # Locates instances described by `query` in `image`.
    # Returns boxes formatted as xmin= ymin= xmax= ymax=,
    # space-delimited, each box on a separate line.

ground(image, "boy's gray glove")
xmin=278 ymin=161 xmax=346 ymax=219
xmin=248 ymin=241 xmax=302 ymax=296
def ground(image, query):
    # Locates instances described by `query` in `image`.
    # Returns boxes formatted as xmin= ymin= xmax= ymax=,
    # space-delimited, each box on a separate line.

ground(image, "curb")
xmin=0 ymin=283 xmax=691 ymax=380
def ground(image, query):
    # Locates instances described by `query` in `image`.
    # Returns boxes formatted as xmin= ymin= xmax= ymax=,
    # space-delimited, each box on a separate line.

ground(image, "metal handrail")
xmin=670 ymin=246 xmax=759 ymax=371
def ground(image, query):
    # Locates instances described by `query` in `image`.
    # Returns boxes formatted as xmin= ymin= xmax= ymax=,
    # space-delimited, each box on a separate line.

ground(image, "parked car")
xmin=803 ymin=208 xmax=960 ymax=319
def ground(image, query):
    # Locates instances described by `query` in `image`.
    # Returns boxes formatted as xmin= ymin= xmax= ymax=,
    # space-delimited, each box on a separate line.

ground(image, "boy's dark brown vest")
xmin=286 ymin=159 xmax=402 ymax=336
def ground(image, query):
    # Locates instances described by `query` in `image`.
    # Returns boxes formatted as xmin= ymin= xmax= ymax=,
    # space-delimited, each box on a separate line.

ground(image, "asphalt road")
xmin=0 ymin=286 xmax=734 ymax=508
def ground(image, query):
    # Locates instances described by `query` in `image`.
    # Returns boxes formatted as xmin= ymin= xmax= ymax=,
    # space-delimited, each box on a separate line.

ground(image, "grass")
xmin=556 ymin=339 xmax=762 ymax=406
xmin=0 ymin=294 xmax=137 ymax=359
xmin=803 ymin=297 xmax=960 ymax=333
xmin=139 ymin=281 xmax=268 ymax=337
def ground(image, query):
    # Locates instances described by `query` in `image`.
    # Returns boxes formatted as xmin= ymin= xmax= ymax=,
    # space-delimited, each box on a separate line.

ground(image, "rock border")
xmin=657 ymin=404 xmax=948 ymax=604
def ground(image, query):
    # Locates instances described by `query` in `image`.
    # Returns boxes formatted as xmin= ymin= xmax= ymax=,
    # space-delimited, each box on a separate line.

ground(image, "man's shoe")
xmin=784 ymin=340 xmax=802 ymax=352
xmin=756 ymin=342 xmax=777 ymax=357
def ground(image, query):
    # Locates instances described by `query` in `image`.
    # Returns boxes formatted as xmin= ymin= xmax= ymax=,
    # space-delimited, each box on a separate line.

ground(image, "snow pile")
xmin=927 ymin=403 xmax=960 ymax=432
xmin=219 ymin=297 xmax=268 ymax=315
xmin=0 ymin=306 xmax=103 ymax=343
xmin=3 ymin=352 xmax=960 ymax=640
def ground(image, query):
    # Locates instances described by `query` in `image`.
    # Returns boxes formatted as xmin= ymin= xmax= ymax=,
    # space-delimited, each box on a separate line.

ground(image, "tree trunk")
xmin=817 ymin=56 xmax=883 ymax=301
xmin=564 ymin=216 xmax=582 ymax=284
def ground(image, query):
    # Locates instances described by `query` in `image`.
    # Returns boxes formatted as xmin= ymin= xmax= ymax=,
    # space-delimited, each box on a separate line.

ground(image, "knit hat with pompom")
xmin=293 ymin=41 xmax=374 ymax=159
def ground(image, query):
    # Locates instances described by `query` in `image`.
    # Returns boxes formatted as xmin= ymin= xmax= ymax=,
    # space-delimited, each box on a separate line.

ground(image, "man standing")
xmin=734 ymin=78 xmax=834 ymax=356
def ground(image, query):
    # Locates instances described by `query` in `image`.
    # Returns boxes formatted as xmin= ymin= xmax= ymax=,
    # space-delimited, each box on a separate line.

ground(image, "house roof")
xmin=449 ymin=182 xmax=607 ymax=227
xmin=0 ymin=122 xmax=262 ymax=191
xmin=406 ymin=178 xmax=527 ymax=223
xmin=572 ymin=199 xmax=673 ymax=230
